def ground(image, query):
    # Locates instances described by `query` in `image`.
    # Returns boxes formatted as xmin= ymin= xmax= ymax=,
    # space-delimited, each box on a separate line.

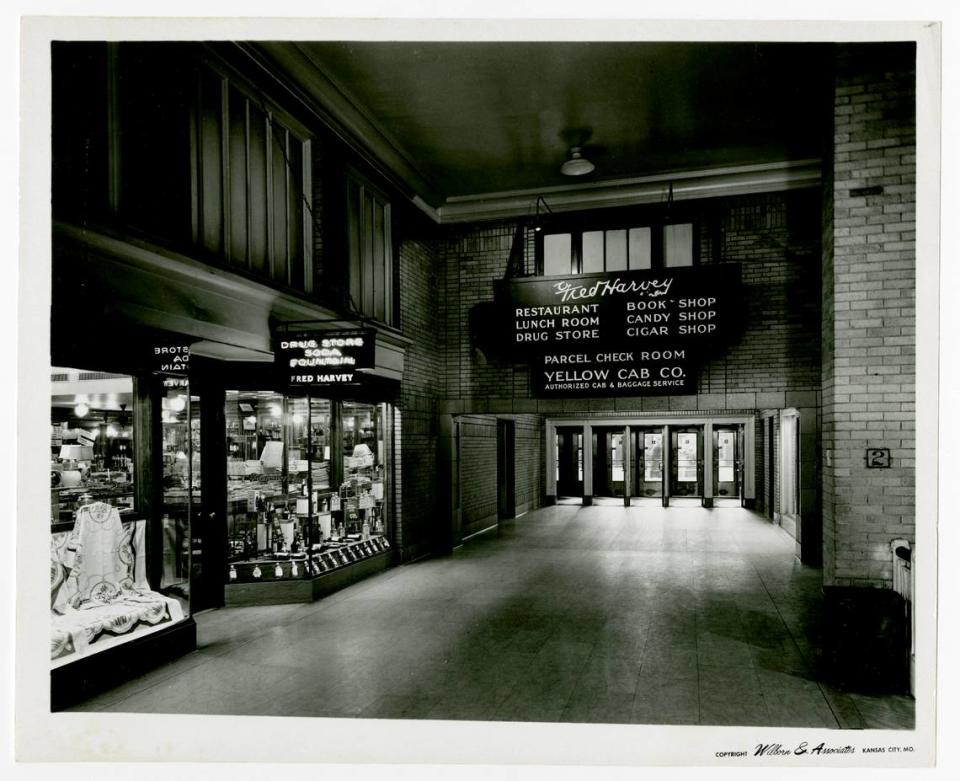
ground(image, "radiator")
xmin=890 ymin=538 xmax=914 ymax=696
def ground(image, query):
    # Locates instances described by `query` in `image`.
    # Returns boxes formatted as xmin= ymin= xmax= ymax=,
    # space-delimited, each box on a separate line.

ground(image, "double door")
xmin=578 ymin=423 xmax=743 ymax=504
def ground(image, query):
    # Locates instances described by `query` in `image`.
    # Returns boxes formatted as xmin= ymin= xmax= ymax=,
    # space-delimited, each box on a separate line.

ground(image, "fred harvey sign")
xmin=275 ymin=329 xmax=375 ymax=387
xmin=494 ymin=265 xmax=740 ymax=398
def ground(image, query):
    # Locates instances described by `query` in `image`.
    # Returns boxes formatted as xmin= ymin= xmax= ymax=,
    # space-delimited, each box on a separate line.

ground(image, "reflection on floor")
xmin=68 ymin=504 xmax=915 ymax=728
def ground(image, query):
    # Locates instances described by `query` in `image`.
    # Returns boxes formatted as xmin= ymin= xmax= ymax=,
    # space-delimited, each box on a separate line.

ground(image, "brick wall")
xmin=514 ymin=415 xmax=544 ymax=514
xmin=397 ymin=233 xmax=443 ymax=560
xmin=458 ymin=416 xmax=499 ymax=537
xmin=822 ymin=43 xmax=916 ymax=587
xmin=439 ymin=193 xmax=823 ymax=513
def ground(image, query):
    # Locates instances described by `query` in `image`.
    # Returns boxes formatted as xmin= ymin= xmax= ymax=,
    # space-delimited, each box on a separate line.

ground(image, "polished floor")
xmin=69 ymin=504 xmax=915 ymax=728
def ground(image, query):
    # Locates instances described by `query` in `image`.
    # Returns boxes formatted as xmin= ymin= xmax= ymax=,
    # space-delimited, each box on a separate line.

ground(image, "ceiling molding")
xmin=437 ymin=159 xmax=823 ymax=224
xmin=246 ymin=42 xmax=444 ymax=209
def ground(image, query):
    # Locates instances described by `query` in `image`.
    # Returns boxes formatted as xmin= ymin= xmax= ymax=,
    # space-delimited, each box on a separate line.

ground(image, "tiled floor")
xmin=68 ymin=504 xmax=915 ymax=728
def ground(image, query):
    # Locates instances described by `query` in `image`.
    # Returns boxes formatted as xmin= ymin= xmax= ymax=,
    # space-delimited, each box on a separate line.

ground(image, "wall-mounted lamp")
xmin=533 ymin=196 xmax=554 ymax=233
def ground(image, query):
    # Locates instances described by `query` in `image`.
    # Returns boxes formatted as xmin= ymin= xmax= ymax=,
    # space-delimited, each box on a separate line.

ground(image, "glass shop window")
xmin=51 ymin=367 xmax=187 ymax=669
xmin=340 ymin=402 xmax=387 ymax=540
xmin=50 ymin=368 xmax=136 ymax=524
xmin=223 ymin=393 xmax=390 ymax=587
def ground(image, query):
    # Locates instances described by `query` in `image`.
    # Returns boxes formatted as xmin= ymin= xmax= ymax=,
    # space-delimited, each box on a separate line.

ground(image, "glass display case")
xmin=223 ymin=392 xmax=391 ymax=588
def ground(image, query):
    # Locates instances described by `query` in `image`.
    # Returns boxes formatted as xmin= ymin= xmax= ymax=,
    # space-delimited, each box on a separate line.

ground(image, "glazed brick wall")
xmin=514 ymin=415 xmax=544 ymax=513
xmin=822 ymin=44 xmax=916 ymax=588
xmin=396 ymin=234 xmax=443 ymax=560
xmin=440 ymin=192 xmax=822 ymax=418
xmin=458 ymin=416 xmax=499 ymax=537
xmin=439 ymin=193 xmax=823 ymax=513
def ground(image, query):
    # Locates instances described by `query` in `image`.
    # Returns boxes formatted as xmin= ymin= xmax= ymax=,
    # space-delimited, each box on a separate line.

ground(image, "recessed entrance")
xmin=547 ymin=416 xmax=754 ymax=509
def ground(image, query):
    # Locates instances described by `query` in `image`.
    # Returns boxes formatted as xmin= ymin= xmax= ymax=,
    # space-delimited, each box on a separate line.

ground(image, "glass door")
xmin=160 ymin=377 xmax=199 ymax=617
xmin=632 ymin=428 xmax=664 ymax=499
xmin=670 ymin=427 xmax=703 ymax=498
xmin=713 ymin=425 xmax=742 ymax=501
xmin=555 ymin=427 xmax=583 ymax=498
xmin=592 ymin=428 xmax=625 ymax=498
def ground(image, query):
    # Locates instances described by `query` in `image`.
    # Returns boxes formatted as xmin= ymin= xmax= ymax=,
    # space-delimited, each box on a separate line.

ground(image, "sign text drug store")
xmin=494 ymin=265 xmax=741 ymax=398
xmin=275 ymin=329 xmax=376 ymax=388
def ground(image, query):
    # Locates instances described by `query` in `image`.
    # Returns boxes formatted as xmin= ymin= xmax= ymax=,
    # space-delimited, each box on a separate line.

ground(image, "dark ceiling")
xmin=295 ymin=41 xmax=831 ymax=199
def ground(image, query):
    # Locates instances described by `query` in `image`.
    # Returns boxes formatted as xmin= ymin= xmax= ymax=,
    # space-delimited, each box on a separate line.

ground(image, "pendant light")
xmin=560 ymin=146 xmax=595 ymax=176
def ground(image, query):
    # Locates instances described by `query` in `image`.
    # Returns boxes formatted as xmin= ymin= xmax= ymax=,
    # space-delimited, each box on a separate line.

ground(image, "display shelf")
xmin=224 ymin=549 xmax=393 ymax=606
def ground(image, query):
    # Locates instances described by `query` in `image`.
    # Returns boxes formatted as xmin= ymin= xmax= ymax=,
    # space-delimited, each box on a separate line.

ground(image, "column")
xmin=702 ymin=421 xmax=714 ymax=508
xmin=582 ymin=423 xmax=593 ymax=506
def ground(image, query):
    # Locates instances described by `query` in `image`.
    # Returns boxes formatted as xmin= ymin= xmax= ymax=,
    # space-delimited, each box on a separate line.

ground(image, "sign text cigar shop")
xmin=494 ymin=265 xmax=741 ymax=398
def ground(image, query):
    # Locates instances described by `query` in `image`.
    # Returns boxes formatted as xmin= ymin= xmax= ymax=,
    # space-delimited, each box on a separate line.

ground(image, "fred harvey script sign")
xmin=494 ymin=265 xmax=740 ymax=398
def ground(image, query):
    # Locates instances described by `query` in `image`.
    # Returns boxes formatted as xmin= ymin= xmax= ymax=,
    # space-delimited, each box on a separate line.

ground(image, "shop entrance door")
xmin=592 ymin=428 xmax=626 ymax=498
xmin=555 ymin=427 xmax=583 ymax=499
xmin=632 ymin=427 xmax=664 ymax=500
xmin=713 ymin=425 xmax=743 ymax=503
xmin=497 ymin=419 xmax=515 ymax=520
xmin=670 ymin=427 xmax=703 ymax=498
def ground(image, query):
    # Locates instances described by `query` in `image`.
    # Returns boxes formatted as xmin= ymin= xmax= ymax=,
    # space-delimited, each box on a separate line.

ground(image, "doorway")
xmin=632 ymin=427 xmax=664 ymax=500
xmin=555 ymin=427 xmax=584 ymax=499
xmin=497 ymin=419 xmax=516 ymax=520
xmin=713 ymin=424 xmax=743 ymax=504
xmin=592 ymin=427 xmax=626 ymax=498
xmin=670 ymin=427 xmax=703 ymax=498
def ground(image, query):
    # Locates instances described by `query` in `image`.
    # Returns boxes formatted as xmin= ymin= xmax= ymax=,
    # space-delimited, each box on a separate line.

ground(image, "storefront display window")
xmin=50 ymin=367 xmax=187 ymax=668
xmin=224 ymin=393 xmax=390 ymax=589
xmin=340 ymin=402 xmax=387 ymax=539
xmin=51 ymin=368 xmax=135 ymax=523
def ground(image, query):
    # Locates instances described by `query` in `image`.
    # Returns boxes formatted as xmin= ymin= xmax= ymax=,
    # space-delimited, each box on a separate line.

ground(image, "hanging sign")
xmin=150 ymin=342 xmax=191 ymax=375
xmin=275 ymin=328 xmax=376 ymax=388
xmin=494 ymin=264 xmax=740 ymax=398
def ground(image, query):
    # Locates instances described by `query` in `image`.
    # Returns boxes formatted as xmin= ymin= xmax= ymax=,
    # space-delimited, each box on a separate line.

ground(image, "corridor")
xmin=68 ymin=504 xmax=914 ymax=728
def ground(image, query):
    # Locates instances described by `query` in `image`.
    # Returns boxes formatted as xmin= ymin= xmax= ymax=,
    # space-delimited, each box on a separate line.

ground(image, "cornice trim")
xmin=245 ymin=42 xmax=444 ymax=209
xmin=437 ymin=159 xmax=823 ymax=223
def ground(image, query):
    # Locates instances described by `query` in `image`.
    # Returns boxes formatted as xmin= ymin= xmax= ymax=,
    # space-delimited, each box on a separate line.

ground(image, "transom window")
xmin=538 ymin=221 xmax=697 ymax=276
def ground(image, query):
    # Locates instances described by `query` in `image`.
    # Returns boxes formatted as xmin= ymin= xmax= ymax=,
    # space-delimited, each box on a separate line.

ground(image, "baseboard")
xmin=51 ymin=617 xmax=197 ymax=711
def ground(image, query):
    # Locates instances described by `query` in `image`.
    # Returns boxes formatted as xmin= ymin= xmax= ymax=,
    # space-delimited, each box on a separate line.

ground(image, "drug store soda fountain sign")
xmin=493 ymin=265 xmax=741 ymax=398
xmin=275 ymin=329 xmax=376 ymax=388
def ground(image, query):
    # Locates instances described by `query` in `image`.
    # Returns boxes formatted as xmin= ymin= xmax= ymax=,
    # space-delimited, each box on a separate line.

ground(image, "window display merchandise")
xmin=50 ymin=368 xmax=189 ymax=668
xmin=224 ymin=393 xmax=391 ymax=591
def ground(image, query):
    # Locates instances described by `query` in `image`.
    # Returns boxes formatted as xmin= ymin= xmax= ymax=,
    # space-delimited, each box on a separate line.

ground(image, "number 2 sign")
xmin=866 ymin=448 xmax=891 ymax=468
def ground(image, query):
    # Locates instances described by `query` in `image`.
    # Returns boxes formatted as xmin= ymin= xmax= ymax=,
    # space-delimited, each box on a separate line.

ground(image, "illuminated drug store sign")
xmin=276 ymin=329 xmax=376 ymax=387
xmin=494 ymin=265 xmax=740 ymax=398
xmin=150 ymin=343 xmax=191 ymax=375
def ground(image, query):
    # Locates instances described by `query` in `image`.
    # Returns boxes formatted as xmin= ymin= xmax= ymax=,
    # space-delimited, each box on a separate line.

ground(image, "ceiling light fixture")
xmin=560 ymin=146 xmax=595 ymax=176
xmin=75 ymin=402 xmax=89 ymax=418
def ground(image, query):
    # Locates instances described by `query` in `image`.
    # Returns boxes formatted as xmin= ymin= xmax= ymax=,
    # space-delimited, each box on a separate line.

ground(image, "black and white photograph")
xmin=9 ymin=4 xmax=946 ymax=770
